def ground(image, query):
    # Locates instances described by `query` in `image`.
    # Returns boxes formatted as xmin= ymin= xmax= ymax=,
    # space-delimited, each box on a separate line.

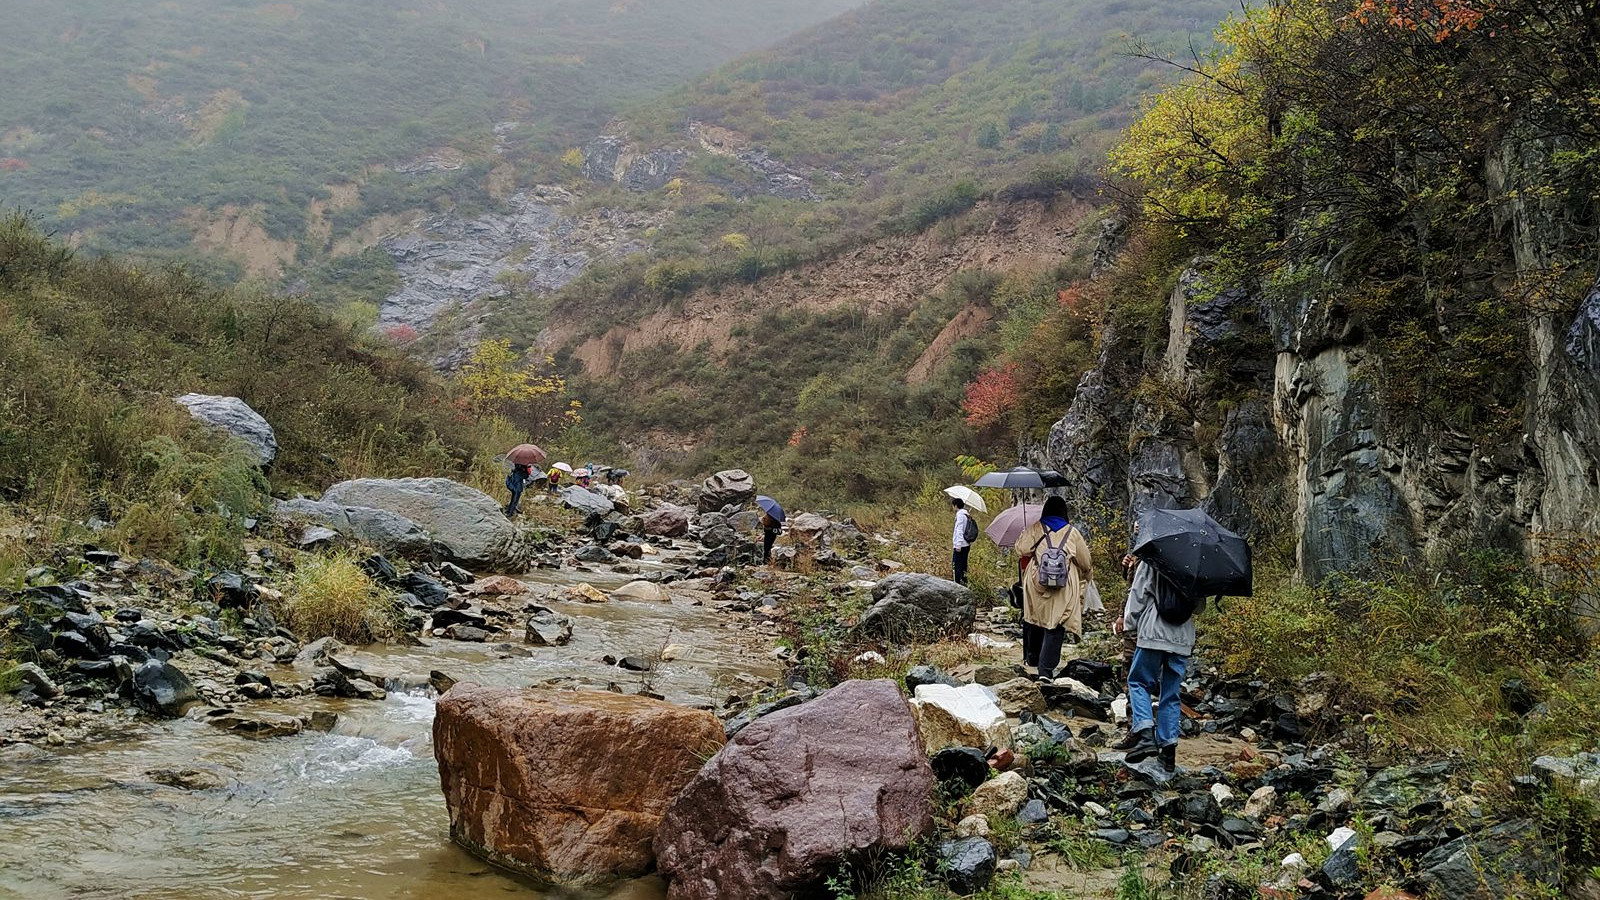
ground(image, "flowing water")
xmin=0 ymin=567 xmax=779 ymax=900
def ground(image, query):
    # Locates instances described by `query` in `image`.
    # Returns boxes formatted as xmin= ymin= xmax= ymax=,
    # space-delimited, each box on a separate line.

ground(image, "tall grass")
xmin=277 ymin=554 xmax=402 ymax=645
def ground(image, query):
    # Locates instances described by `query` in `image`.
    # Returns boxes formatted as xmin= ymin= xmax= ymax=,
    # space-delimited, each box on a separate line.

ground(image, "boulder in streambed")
xmin=434 ymin=685 xmax=724 ymax=887
xmin=559 ymin=485 xmax=614 ymax=518
xmin=611 ymin=580 xmax=669 ymax=603
xmin=696 ymin=470 xmax=755 ymax=513
xmin=173 ymin=393 xmax=278 ymax=467
xmin=275 ymin=498 xmax=434 ymax=559
xmin=316 ymin=478 xmax=533 ymax=569
xmin=858 ymin=574 xmax=976 ymax=642
xmin=641 ymin=504 xmax=691 ymax=538
xmin=129 ymin=658 xmax=200 ymax=717
xmin=655 ymin=679 xmax=935 ymax=900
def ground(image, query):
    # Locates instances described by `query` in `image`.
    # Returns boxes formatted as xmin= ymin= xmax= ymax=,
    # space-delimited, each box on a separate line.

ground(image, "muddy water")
xmin=0 ymin=567 xmax=778 ymax=900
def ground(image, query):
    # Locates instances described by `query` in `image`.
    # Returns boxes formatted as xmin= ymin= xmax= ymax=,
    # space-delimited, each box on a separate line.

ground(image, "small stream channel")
xmin=0 ymin=566 xmax=780 ymax=899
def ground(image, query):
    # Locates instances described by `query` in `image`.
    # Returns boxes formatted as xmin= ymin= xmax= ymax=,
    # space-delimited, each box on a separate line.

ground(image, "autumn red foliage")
xmin=0 ymin=158 xmax=28 ymax=172
xmin=1353 ymin=0 xmax=1488 ymax=39
xmin=380 ymin=323 xmax=419 ymax=344
xmin=962 ymin=363 xmax=1021 ymax=428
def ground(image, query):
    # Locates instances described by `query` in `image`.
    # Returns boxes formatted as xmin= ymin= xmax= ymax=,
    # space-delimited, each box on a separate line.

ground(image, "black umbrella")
xmin=1132 ymin=507 xmax=1253 ymax=598
xmin=973 ymin=466 xmax=1069 ymax=490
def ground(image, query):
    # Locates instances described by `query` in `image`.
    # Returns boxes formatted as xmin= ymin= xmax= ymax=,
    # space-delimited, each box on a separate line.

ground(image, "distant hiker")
xmin=1015 ymin=496 xmax=1091 ymax=681
xmin=546 ymin=464 xmax=566 ymax=492
xmin=504 ymin=462 xmax=533 ymax=518
xmin=574 ymin=468 xmax=593 ymax=489
xmin=951 ymin=498 xmax=977 ymax=585
xmin=1113 ymin=560 xmax=1203 ymax=774
xmin=760 ymin=511 xmax=782 ymax=564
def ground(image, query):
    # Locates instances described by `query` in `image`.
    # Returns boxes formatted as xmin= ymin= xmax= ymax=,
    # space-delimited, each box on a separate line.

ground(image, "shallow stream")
xmin=0 ymin=567 xmax=778 ymax=899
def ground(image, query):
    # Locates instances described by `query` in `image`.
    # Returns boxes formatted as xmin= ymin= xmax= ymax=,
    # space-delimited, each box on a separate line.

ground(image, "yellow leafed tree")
xmin=458 ymin=339 xmax=582 ymax=429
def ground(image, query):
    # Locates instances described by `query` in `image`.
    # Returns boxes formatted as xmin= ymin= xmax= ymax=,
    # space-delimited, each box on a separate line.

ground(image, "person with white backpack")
xmin=1014 ymin=495 xmax=1092 ymax=681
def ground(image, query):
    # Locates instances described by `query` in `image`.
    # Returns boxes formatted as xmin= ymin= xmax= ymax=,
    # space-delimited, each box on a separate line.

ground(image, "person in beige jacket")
xmin=1015 ymin=495 xmax=1092 ymax=680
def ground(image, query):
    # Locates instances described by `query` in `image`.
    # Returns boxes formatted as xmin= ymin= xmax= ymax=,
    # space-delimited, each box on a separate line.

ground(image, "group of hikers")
xmin=951 ymin=492 xmax=1208 ymax=775
xmin=501 ymin=446 xmax=1232 ymax=776
xmin=503 ymin=459 xmax=629 ymax=518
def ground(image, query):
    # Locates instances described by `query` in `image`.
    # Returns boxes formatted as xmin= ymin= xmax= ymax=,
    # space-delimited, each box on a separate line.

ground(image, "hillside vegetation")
xmin=0 ymin=0 xmax=863 ymax=278
xmin=0 ymin=213 xmax=568 ymax=569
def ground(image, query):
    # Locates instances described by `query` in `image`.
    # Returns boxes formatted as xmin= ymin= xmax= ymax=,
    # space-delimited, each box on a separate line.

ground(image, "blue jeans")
xmin=1127 ymin=647 xmax=1186 ymax=746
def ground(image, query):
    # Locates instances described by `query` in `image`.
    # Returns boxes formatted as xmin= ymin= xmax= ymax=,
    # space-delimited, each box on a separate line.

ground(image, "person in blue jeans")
xmin=1113 ymin=560 xmax=1203 ymax=773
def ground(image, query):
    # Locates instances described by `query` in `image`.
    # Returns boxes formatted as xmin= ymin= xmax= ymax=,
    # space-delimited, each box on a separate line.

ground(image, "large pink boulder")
xmin=433 ymin=685 xmax=724 ymax=886
xmin=654 ymin=679 xmax=935 ymax=900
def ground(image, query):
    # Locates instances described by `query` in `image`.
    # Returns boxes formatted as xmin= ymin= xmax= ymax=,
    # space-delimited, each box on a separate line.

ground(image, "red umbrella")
xmin=507 ymin=444 xmax=546 ymax=466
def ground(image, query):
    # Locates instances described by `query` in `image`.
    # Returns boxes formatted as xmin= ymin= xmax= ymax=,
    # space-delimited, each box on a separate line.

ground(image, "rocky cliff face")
xmin=1048 ymin=248 xmax=1600 ymax=582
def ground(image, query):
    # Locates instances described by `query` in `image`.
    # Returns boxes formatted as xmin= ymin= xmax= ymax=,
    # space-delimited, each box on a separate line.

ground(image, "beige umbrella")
xmin=943 ymin=485 xmax=988 ymax=514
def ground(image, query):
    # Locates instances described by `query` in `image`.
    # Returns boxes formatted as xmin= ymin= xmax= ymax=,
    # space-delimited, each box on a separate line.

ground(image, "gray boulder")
xmin=558 ymin=486 xmax=614 ymax=518
xmin=698 ymin=469 xmax=756 ymax=513
xmin=174 ymin=394 xmax=278 ymax=467
xmin=859 ymin=574 xmax=977 ymax=641
xmin=938 ymin=837 xmax=997 ymax=895
xmin=319 ymin=478 xmax=529 ymax=569
xmin=274 ymin=498 xmax=434 ymax=558
xmin=524 ymin=608 xmax=574 ymax=647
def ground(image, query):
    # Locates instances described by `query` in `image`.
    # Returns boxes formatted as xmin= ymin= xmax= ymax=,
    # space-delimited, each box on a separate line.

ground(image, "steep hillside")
xmin=471 ymin=0 xmax=1234 ymax=498
xmin=0 ymin=0 xmax=863 ymax=285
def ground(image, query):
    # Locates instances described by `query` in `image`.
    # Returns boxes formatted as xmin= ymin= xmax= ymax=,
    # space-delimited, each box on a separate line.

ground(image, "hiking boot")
xmin=1122 ymin=732 xmax=1159 ymax=763
xmin=1159 ymin=743 xmax=1177 ymax=773
xmin=1112 ymin=727 xmax=1151 ymax=752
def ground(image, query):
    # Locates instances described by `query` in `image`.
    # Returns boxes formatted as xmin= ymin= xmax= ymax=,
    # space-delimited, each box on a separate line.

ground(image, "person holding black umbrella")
xmin=1112 ymin=506 xmax=1249 ymax=773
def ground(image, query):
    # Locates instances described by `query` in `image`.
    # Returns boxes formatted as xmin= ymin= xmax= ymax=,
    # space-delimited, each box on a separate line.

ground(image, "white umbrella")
xmin=552 ymin=462 xmax=574 ymax=474
xmin=943 ymin=485 xmax=988 ymax=514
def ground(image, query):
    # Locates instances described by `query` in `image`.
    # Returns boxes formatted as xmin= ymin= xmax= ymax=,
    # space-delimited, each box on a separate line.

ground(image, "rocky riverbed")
xmin=3 ymin=471 xmax=1593 ymax=899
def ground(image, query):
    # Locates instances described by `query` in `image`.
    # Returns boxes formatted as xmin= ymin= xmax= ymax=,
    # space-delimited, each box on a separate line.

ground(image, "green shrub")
xmin=278 ymin=554 xmax=401 ymax=645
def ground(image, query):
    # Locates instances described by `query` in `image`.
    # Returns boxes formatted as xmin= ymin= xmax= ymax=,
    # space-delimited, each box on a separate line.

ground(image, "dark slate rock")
xmin=906 ymin=665 xmax=962 ymax=693
xmin=930 ymin=747 xmax=991 ymax=790
xmin=937 ymin=837 xmax=996 ymax=895
xmin=360 ymin=554 xmax=401 ymax=585
xmin=1017 ymin=798 xmax=1049 ymax=825
xmin=1419 ymin=819 xmax=1557 ymax=898
xmin=402 ymin=572 xmax=451 ymax=609
xmin=130 ymin=659 xmax=199 ymax=717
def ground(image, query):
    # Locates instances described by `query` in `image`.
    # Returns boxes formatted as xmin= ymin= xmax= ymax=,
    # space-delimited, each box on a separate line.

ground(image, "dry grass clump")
xmin=278 ymin=553 xmax=401 ymax=644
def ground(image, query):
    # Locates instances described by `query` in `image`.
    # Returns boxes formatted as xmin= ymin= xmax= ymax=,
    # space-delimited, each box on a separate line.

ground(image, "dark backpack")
xmin=962 ymin=514 xmax=979 ymax=544
xmin=1153 ymin=573 xmax=1199 ymax=626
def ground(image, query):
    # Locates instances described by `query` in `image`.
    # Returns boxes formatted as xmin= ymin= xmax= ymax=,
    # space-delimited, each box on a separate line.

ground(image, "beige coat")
xmin=1017 ymin=521 xmax=1093 ymax=636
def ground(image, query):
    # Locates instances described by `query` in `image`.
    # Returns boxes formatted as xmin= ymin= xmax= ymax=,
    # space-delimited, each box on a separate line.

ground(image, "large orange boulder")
xmin=433 ymin=685 xmax=724 ymax=886
xmin=654 ymin=679 xmax=936 ymax=900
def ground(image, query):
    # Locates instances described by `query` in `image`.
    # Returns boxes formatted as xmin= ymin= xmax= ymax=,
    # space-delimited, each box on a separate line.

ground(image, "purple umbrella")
xmin=756 ymin=495 xmax=786 ymax=524
xmin=985 ymin=503 xmax=1044 ymax=549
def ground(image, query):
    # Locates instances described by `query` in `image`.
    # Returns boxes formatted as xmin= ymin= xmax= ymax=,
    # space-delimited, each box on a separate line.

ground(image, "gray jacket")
xmin=1122 ymin=562 xmax=1204 ymax=656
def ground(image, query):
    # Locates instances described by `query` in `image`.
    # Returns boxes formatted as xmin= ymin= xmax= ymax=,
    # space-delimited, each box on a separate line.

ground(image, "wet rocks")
xmin=611 ymin=580 xmax=669 ymax=603
xmin=434 ymin=685 xmax=724 ymax=886
xmin=858 ymin=574 xmax=976 ymax=641
xmin=197 ymin=706 xmax=306 ymax=738
xmin=909 ymin=683 xmax=1010 ymax=753
xmin=938 ymin=837 xmax=998 ymax=895
xmin=931 ymin=747 xmax=991 ymax=790
xmin=966 ymin=771 xmax=1029 ymax=820
xmin=5 ymin=662 xmax=61 ymax=700
xmin=559 ymin=485 xmax=614 ymax=518
xmin=173 ymin=394 xmax=278 ymax=467
xmin=524 ymin=608 xmax=574 ymax=646
xmin=1417 ymin=819 xmax=1557 ymax=898
xmin=130 ymin=659 xmax=200 ymax=717
xmin=697 ymin=470 xmax=756 ymax=513
xmin=656 ymin=680 xmax=934 ymax=900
